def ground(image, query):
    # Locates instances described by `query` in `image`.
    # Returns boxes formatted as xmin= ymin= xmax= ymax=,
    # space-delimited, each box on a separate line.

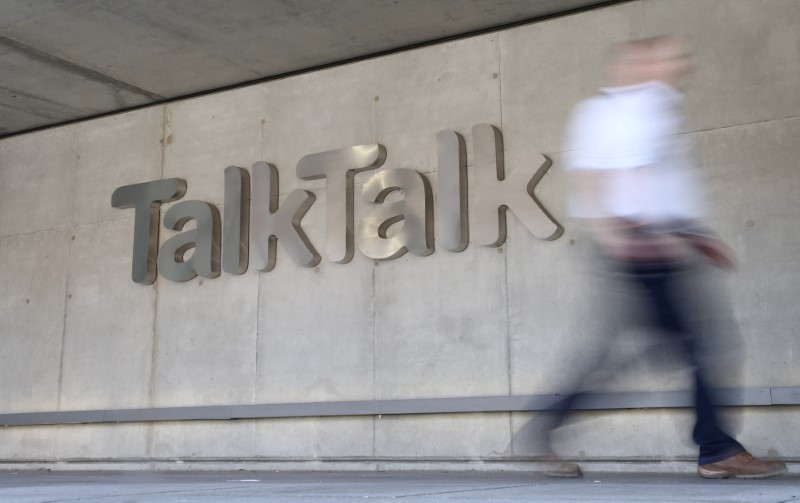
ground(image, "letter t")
xmin=111 ymin=178 xmax=186 ymax=284
xmin=297 ymin=145 xmax=386 ymax=263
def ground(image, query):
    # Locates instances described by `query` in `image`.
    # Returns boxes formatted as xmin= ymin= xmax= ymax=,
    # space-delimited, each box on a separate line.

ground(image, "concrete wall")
xmin=0 ymin=0 xmax=798 ymax=468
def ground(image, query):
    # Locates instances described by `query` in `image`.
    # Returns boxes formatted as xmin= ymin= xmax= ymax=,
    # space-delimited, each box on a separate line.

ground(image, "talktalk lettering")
xmin=112 ymin=124 xmax=562 ymax=284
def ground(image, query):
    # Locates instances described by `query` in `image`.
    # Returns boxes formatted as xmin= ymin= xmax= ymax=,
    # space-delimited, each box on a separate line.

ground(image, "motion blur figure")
xmin=545 ymin=35 xmax=787 ymax=479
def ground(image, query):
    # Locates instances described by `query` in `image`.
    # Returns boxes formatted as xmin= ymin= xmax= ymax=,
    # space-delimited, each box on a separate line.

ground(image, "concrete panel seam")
xmin=0 ymin=35 xmax=163 ymax=101
xmin=56 ymin=234 xmax=74 ymax=413
xmin=680 ymin=113 xmax=800 ymax=137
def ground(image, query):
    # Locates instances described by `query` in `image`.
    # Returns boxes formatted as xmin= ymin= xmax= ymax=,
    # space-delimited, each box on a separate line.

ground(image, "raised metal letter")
xmin=111 ymin=178 xmax=186 ymax=284
xmin=436 ymin=130 xmax=468 ymax=252
xmin=157 ymin=201 xmax=221 ymax=282
xmin=297 ymin=144 xmax=386 ymax=263
xmin=472 ymin=124 xmax=562 ymax=245
xmin=359 ymin=169 xmax=434 ymax=260
xmin=222 ymin=166 xmax=250 ymax=275
xmin=251 ymin=162 xmax=319 ymax=271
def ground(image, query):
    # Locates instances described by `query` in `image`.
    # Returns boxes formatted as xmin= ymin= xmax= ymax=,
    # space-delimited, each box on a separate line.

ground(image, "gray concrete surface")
xmin=1 ymin=0 xmax=799 ymax=467
xmin=0 ymin=0 xmax=614 ymax=136
xmin=0 ymin=471 xmax=798 ymax=502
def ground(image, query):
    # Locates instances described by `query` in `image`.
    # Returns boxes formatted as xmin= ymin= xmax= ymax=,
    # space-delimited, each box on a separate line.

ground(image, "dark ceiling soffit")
xmin=0 ymin=34 xmax=164 ymax=101
xmin=0 ymin=0 xmax=633 ymax=140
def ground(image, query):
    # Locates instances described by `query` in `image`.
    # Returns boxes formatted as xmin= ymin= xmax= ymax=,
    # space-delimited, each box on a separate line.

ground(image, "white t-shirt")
xmin=564 ymin=81 xmax=704 ymax=223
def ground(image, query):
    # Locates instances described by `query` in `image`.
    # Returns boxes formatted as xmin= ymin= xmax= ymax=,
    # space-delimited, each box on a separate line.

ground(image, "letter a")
xmin=157 ymin=201 xmax=221 ymax=282
xmin=359 ymin=168 xmax=434 ymax=260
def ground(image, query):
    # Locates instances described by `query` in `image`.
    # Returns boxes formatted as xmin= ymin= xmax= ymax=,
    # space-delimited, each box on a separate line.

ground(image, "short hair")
xmin=609 ymin=35 xmax=680 ymax=65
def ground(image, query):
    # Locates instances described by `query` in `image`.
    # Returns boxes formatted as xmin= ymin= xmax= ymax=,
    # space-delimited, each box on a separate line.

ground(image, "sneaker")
xmin=698 ymin=451 xmax=787 ymax=479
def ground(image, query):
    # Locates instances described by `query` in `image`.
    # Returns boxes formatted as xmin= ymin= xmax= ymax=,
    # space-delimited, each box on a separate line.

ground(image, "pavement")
xmin=0 ymin=470 xmax=798 ymax=503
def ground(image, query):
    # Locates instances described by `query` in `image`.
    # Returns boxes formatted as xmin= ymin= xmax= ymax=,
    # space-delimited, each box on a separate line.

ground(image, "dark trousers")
xmin=548 ymin=261 xmax=743 ymax=464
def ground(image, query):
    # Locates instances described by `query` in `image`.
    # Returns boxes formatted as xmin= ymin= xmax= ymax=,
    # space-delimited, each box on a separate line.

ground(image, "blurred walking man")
xmin=549 ymin=35 xmax=787 ymax=479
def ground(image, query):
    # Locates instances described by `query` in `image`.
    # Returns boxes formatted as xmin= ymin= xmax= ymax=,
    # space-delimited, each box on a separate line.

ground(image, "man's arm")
xmin=571 ymin=167 xmax=708 ymax=263
xmin=675 ymin=228 xmax=737 ymax=270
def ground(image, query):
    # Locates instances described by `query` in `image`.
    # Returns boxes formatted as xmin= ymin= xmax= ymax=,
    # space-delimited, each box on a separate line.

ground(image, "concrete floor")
xmin=0 ymin=471 xmax=797 ymax=503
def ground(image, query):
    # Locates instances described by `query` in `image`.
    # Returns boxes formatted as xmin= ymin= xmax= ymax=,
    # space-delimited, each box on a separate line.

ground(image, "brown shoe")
xmin=543 ymin=460 xmax=583 ymax=478
xmin=698 ymin=451 xmax=787 ymax=479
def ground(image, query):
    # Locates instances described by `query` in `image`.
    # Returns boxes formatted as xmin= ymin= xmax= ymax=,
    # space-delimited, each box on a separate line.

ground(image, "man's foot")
xmin=543 ymin=460 xmax=583 ymax=478
xmin=698 ymin=451 xmax=787 ymax=479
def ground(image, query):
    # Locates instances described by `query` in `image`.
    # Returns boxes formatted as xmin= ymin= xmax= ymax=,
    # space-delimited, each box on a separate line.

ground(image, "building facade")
xmin=0 ymin=0 xmax=798 ymax=470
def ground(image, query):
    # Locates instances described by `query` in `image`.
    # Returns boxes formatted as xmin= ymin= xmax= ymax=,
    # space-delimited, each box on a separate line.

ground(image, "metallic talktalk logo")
xmin=112 ymin=124 xmax=562 ymax=284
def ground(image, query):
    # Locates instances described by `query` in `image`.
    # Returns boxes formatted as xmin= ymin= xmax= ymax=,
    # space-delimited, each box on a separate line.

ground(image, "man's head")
xmin=609 ymin=35 xmax=694 ymax=89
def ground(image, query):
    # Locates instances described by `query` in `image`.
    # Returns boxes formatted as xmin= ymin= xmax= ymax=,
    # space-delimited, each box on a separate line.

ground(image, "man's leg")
xmin=634 ymin=266 xmax=742 ymax=455
xmin=693 ymin=371 xmax=743 ymax=464
xmin=634 ymin=264 xmax=785 ymax=478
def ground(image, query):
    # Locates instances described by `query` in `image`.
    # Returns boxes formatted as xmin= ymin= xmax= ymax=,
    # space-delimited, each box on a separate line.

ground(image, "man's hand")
xmin=685 ymin=234 xmax=737 ymax=271
xmin=587 ymin=218 xmax=691 ymax=262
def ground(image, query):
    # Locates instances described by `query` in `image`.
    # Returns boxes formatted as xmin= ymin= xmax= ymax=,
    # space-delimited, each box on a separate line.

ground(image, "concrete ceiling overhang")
xmin=0 ymin=0 xmax=621 ymax=138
